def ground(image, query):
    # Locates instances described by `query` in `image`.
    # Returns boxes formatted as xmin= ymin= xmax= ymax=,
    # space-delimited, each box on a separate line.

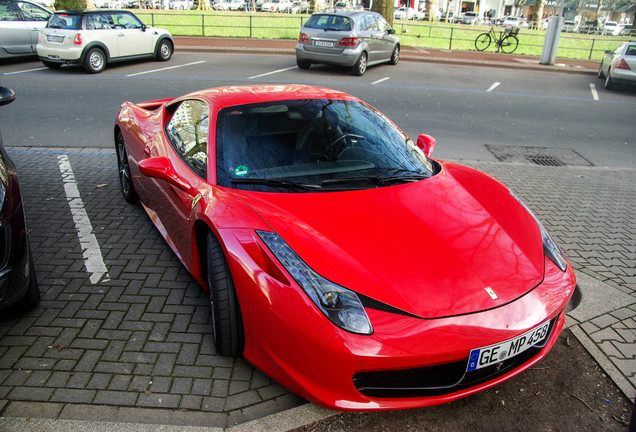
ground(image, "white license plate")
xmin=47 ymin=35 xmax=64 ymax=43
xmin=314 ymin=40 xmax=334 ymax=48
xmin=466 ymin=320 xmax=550 ymax=372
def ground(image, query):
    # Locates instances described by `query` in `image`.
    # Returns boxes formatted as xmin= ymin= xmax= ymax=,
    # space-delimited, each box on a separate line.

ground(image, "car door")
xmin=111 ymin=11 xmax=153 ymax=57
xmin=142 ymin=99 xmax=210 ymax=267
xmin=15 ymin=0 xmax=50 ymax=52
xmin=0 ymin=0 xmax=49 ymax=55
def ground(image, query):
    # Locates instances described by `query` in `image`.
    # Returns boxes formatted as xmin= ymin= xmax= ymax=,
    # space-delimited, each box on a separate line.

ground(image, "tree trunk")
xmin=426 ymin=0 xmax=438 ymax=21
xmin=371 ymin=0 xmax=394 ymax=27
xmin=530 ymin=0 xmax=544 ymax=29
xmin=197 ymin=0 xmax=212 ymax=10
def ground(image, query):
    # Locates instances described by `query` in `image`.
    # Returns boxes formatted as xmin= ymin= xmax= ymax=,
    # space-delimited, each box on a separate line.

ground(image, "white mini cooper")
xmin=37 ymin=9 xmax=173 ymax=73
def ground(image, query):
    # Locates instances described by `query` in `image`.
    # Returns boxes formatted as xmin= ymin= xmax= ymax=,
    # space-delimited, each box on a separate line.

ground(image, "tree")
xmin=197 ymin=0 xmax=212 ymax=9
xmin=426 ymin=0 xmax=438 ymax=21
xmin=529 ymin=0 xmax=544 ymax=29
xmin=371 ymin=0 xmax=393 ymax=27
xmin=55 ymin=0 xmax=95 ymax=8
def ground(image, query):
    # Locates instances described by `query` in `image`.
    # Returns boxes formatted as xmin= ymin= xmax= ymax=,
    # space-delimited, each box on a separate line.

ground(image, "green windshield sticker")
xmin=235 ymin=166 xmax=248 ymax=177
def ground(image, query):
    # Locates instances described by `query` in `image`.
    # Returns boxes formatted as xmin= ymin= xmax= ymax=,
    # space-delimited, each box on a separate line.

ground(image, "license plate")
xmin=467 ymin=320 xmax=550 ymax=372
xmin=47 ymin=35 xmax=64 ymax=43
xmin=314 ymin=40 xmax=334 ymax=48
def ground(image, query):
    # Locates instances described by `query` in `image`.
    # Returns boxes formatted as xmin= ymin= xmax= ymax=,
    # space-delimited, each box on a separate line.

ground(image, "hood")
xmin=231 ymin=162 xmax=545 ymax=318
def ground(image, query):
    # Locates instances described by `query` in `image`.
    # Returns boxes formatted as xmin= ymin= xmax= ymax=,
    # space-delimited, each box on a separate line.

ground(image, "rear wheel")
xmin=16 ymin=252 xmax=40 ymax=311
xmin=296 ymin=58 xmax=311 ymax=69
xmin=115 ymin=130 xmax=138 ymax=203
xmin=604 ymin=69 xmax=615 ymax=90
xmin=206 ymin=232 xmax=244 ymax=356
xmin=499 ymin=35 xmax=518 ymax=54
xmin=83 ymin=47 xmax=106 ymax=73
xmin=389 ymin=45 xmax=400 ymax=65
xmin=352 ymin=52 xmax=367 ymax=76
xmin=475 ymin=33 xmax=491 ymax=51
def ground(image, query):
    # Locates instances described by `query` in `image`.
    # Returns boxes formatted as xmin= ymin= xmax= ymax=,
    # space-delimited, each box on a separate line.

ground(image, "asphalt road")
xmin=1 ymin=51 xmax=635 ymax=168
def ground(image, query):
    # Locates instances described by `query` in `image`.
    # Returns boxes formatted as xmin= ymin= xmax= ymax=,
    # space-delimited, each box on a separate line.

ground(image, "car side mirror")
xmin=0 ymin=86 xmax=16 ymax=107
xmin=388 ymin=28 xmax=396 ymax=35
xmin=138 ymin=157 xmax=197 ymax=195
xmin=416 ymin=134 xmax=436 ymax=158
xmin=604 ymin=49 xmax=613 ymax=54
xmin=141 ymin=24 xmax=147 ymax=32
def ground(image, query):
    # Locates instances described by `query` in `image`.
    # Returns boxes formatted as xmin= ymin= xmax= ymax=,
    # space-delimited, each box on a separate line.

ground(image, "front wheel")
xmin=115 ymin=130 xmax=138 ymax=203
xmin=597 ymin=61 xmax=605 ymax=78
xmin=83 ymin=47 xmax=106 ymax=73
xmin=352 ymin=52 xmax=367 ymax=76
xmin=475 ymin=33 xmax=491 ymax=51
xmin=389 ymin=45 xmax=400 ymax=65
xmin=499 ymin=35 xmax=519 ymax=54
xmin=604 ymin=69 xmax=615 ymax=90
xmin=206 ymin=232 xmax=244 ymax=356
xmin=156 ymin=39 xmax=173 ymax=61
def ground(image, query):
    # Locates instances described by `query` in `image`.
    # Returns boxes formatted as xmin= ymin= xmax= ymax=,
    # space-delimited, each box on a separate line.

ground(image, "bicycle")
xmin=474 ymin=27 xmax=519 ymax=54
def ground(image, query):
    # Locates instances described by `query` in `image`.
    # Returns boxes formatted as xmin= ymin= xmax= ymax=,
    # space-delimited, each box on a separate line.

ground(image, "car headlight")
xmin=257 ymin=230 xmax=373 ymax=335
xmin=510 ymin=191 xmax=568 ymax=272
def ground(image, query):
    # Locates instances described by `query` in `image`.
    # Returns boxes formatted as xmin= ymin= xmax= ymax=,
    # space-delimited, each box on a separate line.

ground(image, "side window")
xmin=0 ymin=1 xmax=20 ymax=21
xmin=15 ymin=1 xmax=50 ymax=21
xmin=86 ymin=13 xmax=113 ymax=29
xmin=165 ymin=100 xmax=209 ymax=180
xmin=113 ymin=12 xmax=143 ymax=29
xmin=377 ymin=16 xmax=391 ymax=32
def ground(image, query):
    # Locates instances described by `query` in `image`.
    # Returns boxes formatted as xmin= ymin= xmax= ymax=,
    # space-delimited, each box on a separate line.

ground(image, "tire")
xmin=475 ymin=33 xmax=491 ymax=51
xmin=597 ymin=61 xmax=605 ymax=78
xmin=389 ymin=44 xmax=400 ymax=65
xmin=83 ymin=47 xmax=106 ymax=73
xmin=42 ymin=60 xmax=62 ymax=69
xmin=604 ymin=69 xmax=615 ymax=90
xmin=16 ymin=254 xmax=40 ymax=311
xmin=115 ymin=130 xmax=138 ymax=203
xmin=296 ymin=58 xmax=311 ymax=70
xmin=500 ymin=35 xmax=518 ymax=54
xmin=352 ymin=52 xmax=367 ymax=76
xmin=206 ymin=232 xmax=244 ymax=356
xmin=156 ymin=39 xmax=173 ymax=62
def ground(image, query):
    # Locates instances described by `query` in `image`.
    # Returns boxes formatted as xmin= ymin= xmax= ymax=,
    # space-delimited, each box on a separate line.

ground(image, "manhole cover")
xmin=485 ymin=145 xmax=593 ymax=167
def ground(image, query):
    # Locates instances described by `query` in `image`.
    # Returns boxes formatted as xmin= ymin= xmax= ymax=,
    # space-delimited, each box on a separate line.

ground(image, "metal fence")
xmin=136 ymin=11 xmax=635 ymax=60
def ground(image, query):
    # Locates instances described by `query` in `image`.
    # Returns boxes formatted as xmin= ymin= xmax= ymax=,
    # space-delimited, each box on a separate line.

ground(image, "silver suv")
xmin=37 ymin=9 xmax=173 ymax=73
xmin=295 ymin=11 xmax=400 ymax=76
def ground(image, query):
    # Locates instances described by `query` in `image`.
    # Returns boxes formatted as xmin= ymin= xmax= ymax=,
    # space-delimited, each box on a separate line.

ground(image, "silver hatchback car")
xmin=295 ymin=11 xmax=400 ymax=76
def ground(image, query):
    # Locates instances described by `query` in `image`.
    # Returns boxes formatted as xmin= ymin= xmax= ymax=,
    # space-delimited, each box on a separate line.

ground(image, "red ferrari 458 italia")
xmin=114 ymin=85 xmax=576 ymax=411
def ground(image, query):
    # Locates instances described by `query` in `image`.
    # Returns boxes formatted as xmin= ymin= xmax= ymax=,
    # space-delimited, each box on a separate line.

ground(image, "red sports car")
xmin=114 ymin=85 xmax=576 ymax=411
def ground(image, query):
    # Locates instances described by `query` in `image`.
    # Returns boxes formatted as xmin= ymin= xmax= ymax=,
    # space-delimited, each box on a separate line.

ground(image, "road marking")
xmin=487 ymin=82 xmax=501 ymax=92
xmin=590 ymin=83 xmax=599 ymax=101
xmin=248 ymin=66 xmax=296 ymax=79
xmin=372 ymin=77 xmax=391 ymax=85
xmin=4 ymin=67 xmax=48 ymax=75
xmin=57 ymin=155 xmax=110 ymax=284
xmin=126 ymin=60 xmax=205 ymax=77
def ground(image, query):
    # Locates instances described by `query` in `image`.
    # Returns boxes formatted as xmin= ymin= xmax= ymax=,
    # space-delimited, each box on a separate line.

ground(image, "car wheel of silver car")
xmin=83 ymin=47 xmax=106 ymax=74
xmin=296 ymin=58 xmax=311 ymax=70
xmin=597 ymin=61 xmax=605 ymax=78
xmin=206 ymin=231 xmax=244 ymax=356
xmin=352 ymin=52 xmax=367 ymax=76
xmin=389 ymin=45 xmax=400 ymax=65
xmin=156 ymin=39 xmax=173 ymax=62
xmin=604 ymin=69 xmax=615 ymax=90
xmin=115 ymin=130 xmax=138 ymax=203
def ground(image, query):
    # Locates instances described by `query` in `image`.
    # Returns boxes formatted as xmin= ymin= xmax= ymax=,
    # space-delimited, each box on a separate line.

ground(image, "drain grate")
xmin=526 ymin=156 xmax=565 ymax=167
xmin=485 ymin=145 xmax=593 ymax=167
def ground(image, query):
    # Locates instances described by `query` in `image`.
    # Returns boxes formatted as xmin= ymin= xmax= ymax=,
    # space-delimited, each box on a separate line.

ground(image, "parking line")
xmin=487 ymin=82 xmax=501 ymax=92
xmin=57 ymin=155 xmax=110 ymax=284
xmin=372 ymin=77 xmax=391 ymax=85
xmin=590 ymin=83 xmax=600 ymax=101
xmin=3 ymin=67 xmax=48 ymax=75
xmin=248 ymin=66 xmax=297 ymax=80
xmin=126 ymin=60 xmax=205 ymax=77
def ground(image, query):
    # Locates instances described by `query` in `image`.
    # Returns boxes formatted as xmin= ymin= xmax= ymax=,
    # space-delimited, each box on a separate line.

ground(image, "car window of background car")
xmin=48 ymin=13 xmax=81 ymax=29
xmin=15 ymin=1 xmax=49 ymax=20
xmin=113 ymin=12 xmax=143 ymax=29
xmin=0 ymin=1 xmax=20 ymax=21
xmin=165 ymin=100 xmax=209 ymax=180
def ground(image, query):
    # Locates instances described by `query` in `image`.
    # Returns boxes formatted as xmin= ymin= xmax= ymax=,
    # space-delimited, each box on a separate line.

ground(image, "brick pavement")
xmin=0 ymin=147 xmax=634 ymax=428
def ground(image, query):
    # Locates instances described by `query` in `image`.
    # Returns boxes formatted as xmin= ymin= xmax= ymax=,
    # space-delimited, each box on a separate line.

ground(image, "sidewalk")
xmin=173 ymin=36 xmax=600 ymax=74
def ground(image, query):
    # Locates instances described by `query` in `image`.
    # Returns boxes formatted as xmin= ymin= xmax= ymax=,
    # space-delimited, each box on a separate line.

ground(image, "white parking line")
xmin=4 ymin=67 xmax=48 ymax=75
xmin=57 ymin=155 xmax=110 ymax=284
xmin=126 ymin=60 xmax=206 ymax=77
xmin=487 ymin=82 xmax=501 ymax=92
xmin=248 ymin=66 xmax=297 ymax=80
xmin=372 ymin=77 xmax=390 ymax=85
xmin=590 ymin=83 xmax=600 ymax=101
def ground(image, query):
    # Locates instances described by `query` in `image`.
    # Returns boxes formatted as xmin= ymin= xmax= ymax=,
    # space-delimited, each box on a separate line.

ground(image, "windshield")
xmin=215 ymin=99 xmax=437 ymax=192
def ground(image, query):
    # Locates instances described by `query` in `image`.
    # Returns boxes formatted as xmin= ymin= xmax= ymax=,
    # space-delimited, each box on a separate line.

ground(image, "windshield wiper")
xmin=322 ymin=172 xmax=429 ymax=186
xmin=231 ymin=178 xmax=322 ymax=190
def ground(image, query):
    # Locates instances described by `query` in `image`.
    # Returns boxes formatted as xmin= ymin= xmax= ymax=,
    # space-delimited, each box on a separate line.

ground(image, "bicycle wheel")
xmin=500 ymin=35 xmax=519 ymax=54
xmin=475 ymin=33 xmax=491 ymax=51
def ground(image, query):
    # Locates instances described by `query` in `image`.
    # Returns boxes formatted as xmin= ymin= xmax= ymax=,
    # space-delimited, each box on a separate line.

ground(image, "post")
xmin=540 ymin=16 xmax=563 ymax=65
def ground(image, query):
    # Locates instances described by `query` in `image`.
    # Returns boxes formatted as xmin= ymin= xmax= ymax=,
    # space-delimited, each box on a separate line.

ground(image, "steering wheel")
xmin=326 ymin=133 xmax=365 ymax=160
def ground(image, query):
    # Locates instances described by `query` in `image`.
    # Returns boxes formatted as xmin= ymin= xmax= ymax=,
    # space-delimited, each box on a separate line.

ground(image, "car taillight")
xmin=299 ymin=32 xmax=309 ymax=42
xmin=339 ymin=37 xmax=359 ymax=47
xmin=616 ymin=59 xmax=631 ymax=70
xmin=74 ymin=34 xmax=82 ymax=45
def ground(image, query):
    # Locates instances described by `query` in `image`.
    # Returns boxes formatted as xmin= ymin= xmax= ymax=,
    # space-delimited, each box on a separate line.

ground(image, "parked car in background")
xmin=619 ymin=24 xmax=632 ymax=35
xmin=502 ymin=16 xmax=522 ymax=28
xmin=0 ymin=86 xmax=40 ymax=313
xmin=288 ymin=0 xmax=308 ymax=13
xmin=214 ymin=0 xmax=244 ymax=10
xmin=579 ymin=20 xmax=599 ymax=34
xmin=561 ymin=20 xmax=578 ymax=32
xmin=37 ymin=9 xmax=173 ymax=73
xmin=0 ymin=0 xmax=51 ymax=59
xmin=456 ymin=11 xmax=479 ymax=25
xmin=114 ymin=83 xmax=576 ymax=411
xmin=169 ymin=0 xmax=192 ymax=8
xmin=597 ymin=42 xmax=636 ymax=90
xmin=393 ymin=7 xmax=416 ymax=20
xmin=601 ymin=20 xmax=620 ymax=35
xmin=260 ymin=0 xmax=291 ymax=11
xmin=296 ymin=10 xmax=400 ymax=76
